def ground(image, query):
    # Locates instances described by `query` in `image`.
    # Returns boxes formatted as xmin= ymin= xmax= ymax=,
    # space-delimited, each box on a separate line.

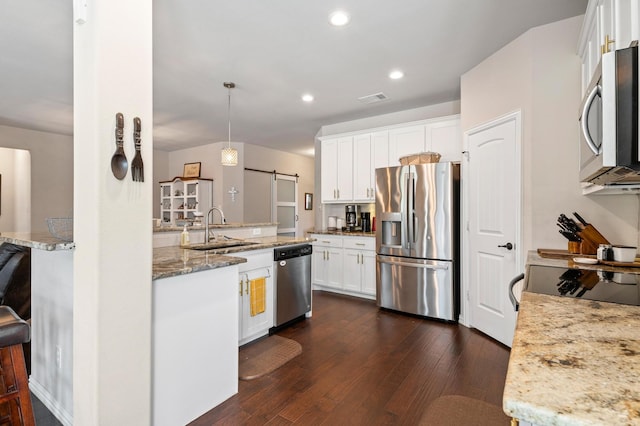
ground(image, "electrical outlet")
xmin=56 ymin=345 xmax=62 ymax=370
xmin=252 ymin=228 xmax=261 ymax=235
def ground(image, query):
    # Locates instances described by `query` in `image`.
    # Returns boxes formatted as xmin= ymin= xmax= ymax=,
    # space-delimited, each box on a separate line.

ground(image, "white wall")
xmin=318 ymin=101 xmax=460 ymax=136
xmin=0 ymin=147 xmax=17 ymax=231
xmin=153 ymin=149 xmax=169 ymax=218
xmin=244 ymin=144 xmax=315 ymax=235
xmin=462 ymin=16 xmax=639 ymax=251
xmin=155 ymin=142 xmax=314 ymax=234
xmin=0 ymin=125 xmax=73 ymax=231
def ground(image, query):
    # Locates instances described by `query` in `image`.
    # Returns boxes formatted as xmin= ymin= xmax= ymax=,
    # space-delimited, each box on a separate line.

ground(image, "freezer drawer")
xmin=376 ymin=255 xmax=457 ymax=321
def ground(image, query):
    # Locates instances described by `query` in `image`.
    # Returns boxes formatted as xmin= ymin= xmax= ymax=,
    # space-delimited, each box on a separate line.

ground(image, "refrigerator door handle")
xmin=379 ymin=257 xmax=449 ymax=270
xmin=406 ymin=172 xmax=415 ymax=250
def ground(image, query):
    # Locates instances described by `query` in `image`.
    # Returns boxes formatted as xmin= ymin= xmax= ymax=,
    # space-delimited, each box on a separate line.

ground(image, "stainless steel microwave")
xmin=579 ymin=43 xmax=640 ymax=185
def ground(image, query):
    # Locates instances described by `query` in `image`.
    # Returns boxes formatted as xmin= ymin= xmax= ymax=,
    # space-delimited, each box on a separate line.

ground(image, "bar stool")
xmin=0 ymin=306 xmax=34 ymax=426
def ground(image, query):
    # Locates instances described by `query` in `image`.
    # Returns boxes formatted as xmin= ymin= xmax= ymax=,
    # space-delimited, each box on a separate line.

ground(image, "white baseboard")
xmin=30 ymin=378 xmax=73 ymax=426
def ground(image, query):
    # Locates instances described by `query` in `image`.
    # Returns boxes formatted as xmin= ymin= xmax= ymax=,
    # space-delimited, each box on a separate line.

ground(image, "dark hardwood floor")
xmin=191 ymin=290 xmax=511 ymax=425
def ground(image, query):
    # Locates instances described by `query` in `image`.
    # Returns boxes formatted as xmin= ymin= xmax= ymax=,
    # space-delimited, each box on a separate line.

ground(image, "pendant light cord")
xmin=227 ymin=86 xmax=232 ymax=149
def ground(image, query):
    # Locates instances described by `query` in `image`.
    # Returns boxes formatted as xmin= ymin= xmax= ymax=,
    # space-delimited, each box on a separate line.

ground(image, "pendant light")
xmin=221 ymin=82 xmax=238 ymax=166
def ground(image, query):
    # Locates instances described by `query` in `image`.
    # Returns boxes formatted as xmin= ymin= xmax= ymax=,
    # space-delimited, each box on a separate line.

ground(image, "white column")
xmin=73 ymin=0 xmax=153 ymax=424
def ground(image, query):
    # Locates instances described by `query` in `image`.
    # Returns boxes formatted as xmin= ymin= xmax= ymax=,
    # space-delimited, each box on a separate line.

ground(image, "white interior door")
xmin=467 ymin=112 xmax=521 ymax=347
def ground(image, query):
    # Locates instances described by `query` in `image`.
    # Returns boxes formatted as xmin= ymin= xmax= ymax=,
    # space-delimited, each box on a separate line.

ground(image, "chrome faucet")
xmin=205 ymin=207 xmax=225 ymax=242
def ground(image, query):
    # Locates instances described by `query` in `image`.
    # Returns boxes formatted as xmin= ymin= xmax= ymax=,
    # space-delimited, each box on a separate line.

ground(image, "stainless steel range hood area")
xmin=581 ymin=166 xmax=640 ymax=195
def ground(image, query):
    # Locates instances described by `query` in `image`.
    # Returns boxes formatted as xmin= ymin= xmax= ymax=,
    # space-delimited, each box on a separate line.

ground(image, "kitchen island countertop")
xmin=308 ymin=230 xmax=375 ymax=237
xmin=153 ymin=222 xmax=277 ymax=233
xmin=503 ymin=252 xmax=640 ymax=425
xmin=0 ymin=231 xmax=75 ymax=251
xmin=153 ymin=235 xmax=313 ymax=280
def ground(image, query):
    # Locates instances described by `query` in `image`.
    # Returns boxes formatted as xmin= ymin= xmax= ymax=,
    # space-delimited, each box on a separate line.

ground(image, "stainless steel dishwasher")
xmin=273 ymin=244 xmax=312 ymax=328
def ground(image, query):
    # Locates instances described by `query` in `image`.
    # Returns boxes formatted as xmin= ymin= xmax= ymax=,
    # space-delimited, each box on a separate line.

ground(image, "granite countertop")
xmin=503 ymin=251 xmax=640 ymax=425
xmin=154 ymin=222 xmax=277 ymax=233
xmin=153 ymin=235 xmax=313 ymax=280
xmin=528 ymin=251 xmax=640 ymax=274
xmin=0 ymin=232 xmax=75 ymax=251
xmin=309 ymin=229 xmax=375 ymax=238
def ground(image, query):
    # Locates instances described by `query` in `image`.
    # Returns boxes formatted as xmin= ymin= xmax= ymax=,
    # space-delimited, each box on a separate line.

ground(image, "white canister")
xmin=337 ymin=218 xmax=345 ymax=229
xmin=611 ymin=245 xmax=637 ymax=263
xmin=328 ymin=216 xmax=337 ymax=230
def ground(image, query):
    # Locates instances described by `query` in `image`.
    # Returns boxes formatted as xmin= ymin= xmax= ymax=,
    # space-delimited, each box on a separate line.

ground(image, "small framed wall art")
xmin=183 ymin=162 xmax=201 ymax=178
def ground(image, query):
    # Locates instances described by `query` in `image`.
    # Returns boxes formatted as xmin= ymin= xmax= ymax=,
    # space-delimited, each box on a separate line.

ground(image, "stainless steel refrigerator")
xmin=375 ymin=162 xmax=460 ymax=321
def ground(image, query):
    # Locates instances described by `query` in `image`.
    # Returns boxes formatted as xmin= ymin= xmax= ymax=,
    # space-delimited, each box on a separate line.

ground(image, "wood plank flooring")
xmin=191 ymin=290 xmax=511 ymax=425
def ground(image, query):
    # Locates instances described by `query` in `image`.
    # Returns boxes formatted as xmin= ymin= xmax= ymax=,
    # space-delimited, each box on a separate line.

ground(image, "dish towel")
xmin=250 ymin=277 xmax=266 ymax=316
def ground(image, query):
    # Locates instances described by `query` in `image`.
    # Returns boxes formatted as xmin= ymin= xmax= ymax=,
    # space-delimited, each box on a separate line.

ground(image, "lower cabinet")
xmin=311 ymin=234 xmax=376 ymax=300
xmin=237 ymin=250 xmax=274 ymax=345
xmin=312 ymin=235 xmax=343 ymax=290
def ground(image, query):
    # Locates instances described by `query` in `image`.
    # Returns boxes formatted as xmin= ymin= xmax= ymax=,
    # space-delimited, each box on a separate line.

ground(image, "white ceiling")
xmin=1 ymin=0 xmax=588 ymax=157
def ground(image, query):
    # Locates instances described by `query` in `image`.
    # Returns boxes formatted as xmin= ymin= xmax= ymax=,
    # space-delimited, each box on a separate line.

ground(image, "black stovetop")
xmin=525 ymin=264 xmax=640 ymax=306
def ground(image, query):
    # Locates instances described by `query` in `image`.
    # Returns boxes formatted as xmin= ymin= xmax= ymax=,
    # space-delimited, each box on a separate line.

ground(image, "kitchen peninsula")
xmin=0 ymin=228 xmax=313 ymax=426
xmin=503 ymin=252 xmax=640 ymax=425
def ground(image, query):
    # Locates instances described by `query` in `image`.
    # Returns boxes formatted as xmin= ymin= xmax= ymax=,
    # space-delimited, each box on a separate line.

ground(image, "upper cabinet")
xmin=426 ymin=117 xmax=462 ymax=162
xmin=578 ymin=0 xmax=640 ymax=95
xmin=319 ymin=115 xmax=460 ymax=204
xmin=389 ymin=125 xmax=426 ymax=163
xmin=321 ymin=137 xmax=354 ymax=202
xmin=353 ymin=131 xmax=389 ymax=202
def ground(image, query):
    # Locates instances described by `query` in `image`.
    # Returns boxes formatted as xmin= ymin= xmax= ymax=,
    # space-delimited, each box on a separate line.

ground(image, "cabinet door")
xmin=361 ymin=250 xmax=377 ymax=296
xmin=311 ymin=248 xmax=328 ymax=285
xmin=427 ymin=117 xmax=461 ymax=162
xmin=321 ymin=139 xmax=339 ymax=202
xmin=240 ymin=269 xmax=273 ymax=341
xmin=336 ymin=137 xmax=354 ymax=201
xmin=371 ymin=131 xmax=390 ymax=170
xmin=389 ymin=125 xmax=426 ymax=165
xmin=326 ymin=247 xmax=344 ymax=289
xmin=342 ymin=248 xmax=361 ymax=292
xmin=353 ymin=134 xmax=373 ymax=201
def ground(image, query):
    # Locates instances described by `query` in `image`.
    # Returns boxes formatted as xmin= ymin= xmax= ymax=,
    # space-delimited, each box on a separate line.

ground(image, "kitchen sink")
xmin=187 ymin=240 xmax=259 ymax=251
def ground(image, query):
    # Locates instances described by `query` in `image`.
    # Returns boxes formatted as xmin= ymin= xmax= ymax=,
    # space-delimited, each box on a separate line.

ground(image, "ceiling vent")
xmin=357 ymin=92 xmax=388 ymax=104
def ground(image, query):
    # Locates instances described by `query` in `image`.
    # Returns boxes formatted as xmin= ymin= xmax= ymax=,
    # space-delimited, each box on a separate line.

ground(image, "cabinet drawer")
xmin=343 ymin=237 xmax=375 ymax=251
xmin=310 ymin=234 xmax=343 ymax=248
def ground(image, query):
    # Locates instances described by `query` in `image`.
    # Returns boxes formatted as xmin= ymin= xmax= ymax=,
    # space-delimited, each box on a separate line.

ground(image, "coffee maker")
xmin=345 ymin=205 xmax=359 ymax=231
xmin=361 ymin=212 xmax=371 ymax=233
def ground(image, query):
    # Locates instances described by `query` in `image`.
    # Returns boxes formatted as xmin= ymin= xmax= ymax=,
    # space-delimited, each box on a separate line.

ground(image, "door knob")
xmin=498 ymin=242 xmax=514 ymax=250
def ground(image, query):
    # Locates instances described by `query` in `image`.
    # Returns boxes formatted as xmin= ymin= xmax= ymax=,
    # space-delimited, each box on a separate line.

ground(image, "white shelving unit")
xmin=160 ymin=177 xmax=213 ymax=225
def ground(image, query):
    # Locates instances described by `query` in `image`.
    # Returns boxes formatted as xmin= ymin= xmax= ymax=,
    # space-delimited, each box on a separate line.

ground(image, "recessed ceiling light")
xmin=389 ymin=70 xmax=404 ymax=80
xmin=302 ymin=94 xmax=314 ymax=102
xmin=329 ymin=10 xmax=350 ymax=26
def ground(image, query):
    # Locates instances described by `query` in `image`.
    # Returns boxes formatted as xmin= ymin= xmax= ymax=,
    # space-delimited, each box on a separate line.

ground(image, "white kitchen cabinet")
xmin=160 ymin=177 xmax=213 ymax=225
xmin=237 ymin=251 xmax=274 ymax=345
xmin=320 ymin=115 xmax=460 ymax=203
xmin=311 ymin=235 xmax=343 ymax=290
xmin=579 ymin=0 xmax=640 ymax=95
xmin=342 ymin=237 xmax=376 ymax=298
xmin=426 ymin=117 xmax=462 ymax=162
xmin=321 ymin=137 xmax=354 ymax=202
xmin=310 ymin=234 xmax=375 ymax=299
xmin=353 ymin=131 xmax=389 ymax=202
xmin=388 ymin=125 xmax=426 ymax=164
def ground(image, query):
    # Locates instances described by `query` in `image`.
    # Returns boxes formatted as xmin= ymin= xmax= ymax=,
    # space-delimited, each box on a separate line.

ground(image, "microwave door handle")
xmin=580 ymin=83 xmax=602 ymax=155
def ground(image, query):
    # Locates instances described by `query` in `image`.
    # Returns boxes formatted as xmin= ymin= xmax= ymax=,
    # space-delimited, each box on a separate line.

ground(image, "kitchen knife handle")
xmin=573 ymin=212 xmax=588 ymax=226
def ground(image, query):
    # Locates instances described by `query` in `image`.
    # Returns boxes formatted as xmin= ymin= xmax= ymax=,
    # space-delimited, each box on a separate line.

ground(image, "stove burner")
xmin=525 ymin=265 xmax=640 ymax=306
